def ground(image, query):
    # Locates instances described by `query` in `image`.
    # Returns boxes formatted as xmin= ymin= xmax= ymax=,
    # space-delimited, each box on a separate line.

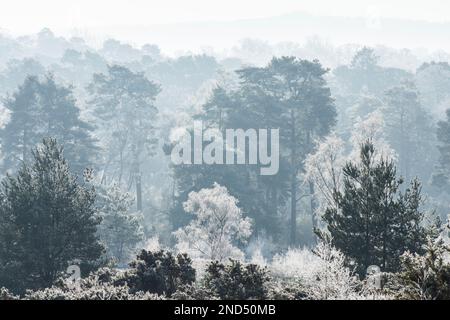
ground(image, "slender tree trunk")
xmin=134 ymin=153 xmax=142 ymax=211
xmin=290 ymin=177 xmax=297 ymax=245
xmin=136 ymin=171 xmax=142 ymax=211
xmin=305 ymin=130 xmax=318 ymax=241
xmin=129 ymin=141 xmax=143 ymax=211
xmin=289 ymin=109 xmax=298 ymax=246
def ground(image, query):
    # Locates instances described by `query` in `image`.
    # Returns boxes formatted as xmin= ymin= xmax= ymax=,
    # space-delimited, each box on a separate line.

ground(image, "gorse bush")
xmin=125 ymin=249 xmax=196 ymax=297
xmin=203 ymin=259 xmax=270 ymax=300
xmin=172 ymin=283 xmax=219 ymax=300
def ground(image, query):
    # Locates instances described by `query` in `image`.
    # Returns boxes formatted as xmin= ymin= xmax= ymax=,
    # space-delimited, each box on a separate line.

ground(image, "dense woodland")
xmin=0 ymin=29 xmax=450 ymax=300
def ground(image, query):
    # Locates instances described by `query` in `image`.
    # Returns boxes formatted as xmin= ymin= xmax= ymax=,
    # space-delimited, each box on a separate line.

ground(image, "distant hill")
xmin=84 ymin=12 xmax=450 ymax=53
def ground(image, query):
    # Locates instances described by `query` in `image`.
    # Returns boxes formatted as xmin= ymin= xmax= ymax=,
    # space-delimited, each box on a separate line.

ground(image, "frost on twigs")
xmin=174 ymin=183 xmax=252 ymax=262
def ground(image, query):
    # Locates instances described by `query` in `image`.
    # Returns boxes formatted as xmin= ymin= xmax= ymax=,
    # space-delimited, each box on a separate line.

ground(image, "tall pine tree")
xmin=238 ymin=57 xmax=336 ymax=245
xmin=1 ymin=75 xmax=98 ymax=175
xmin=87 ymin=65 xmax=160 ymax=211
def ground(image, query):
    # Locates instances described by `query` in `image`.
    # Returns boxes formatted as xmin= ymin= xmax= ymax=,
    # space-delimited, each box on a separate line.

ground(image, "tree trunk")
xmin=290 ymin=177 xmax=297 ymax=245
xmin=136 ymin=171 xmax=142 ymax=211
xmin=133 ymin=148 xmax=142 ymax=212
xmin=289 ymin=109 xmax=298 ymax=246
xmin=309 ymin=181 xmax=318 ymax=231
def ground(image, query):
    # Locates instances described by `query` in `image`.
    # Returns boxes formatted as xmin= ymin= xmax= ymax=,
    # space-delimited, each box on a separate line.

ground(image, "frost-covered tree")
xmin=349 ymin=111 xmax=397 ymax=163
xmin=303 ymin=134 xmax=346 ymax=221
xmin=0 ymin=138 xmax=103 ymax=294
xmin=96 ymin=184 xmax=144 ymax=266
xmin=304 ymin=112 xmax=396 ymax=226
xmin=174 ymin=183 xmax=252 ymax=262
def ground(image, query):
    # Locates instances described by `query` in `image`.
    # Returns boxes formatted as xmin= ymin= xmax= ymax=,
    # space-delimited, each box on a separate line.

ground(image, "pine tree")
xmin=1 ymin=75 xmax=98 ymax=175
xmin=333 ymin=47 xmax=412 ymax=96
xmin=238 ymin=57 xmax=336 ymax=245
xmin=383 ymin=81 xmax=437 ymax=182
xmin=1 ymin=76 xmax=40 ymax=169
xmin=320 ymin=140 xmax=432 ymax=274
xmin=87 ymin=65 xmax=160 ymax=211
xmin=171 ymin=83 xmax=285 ymax=240
xmin=171 ymin=57 xmax=336 ymax=245
xmin=0 ymin=138 xmax=104 ymax=294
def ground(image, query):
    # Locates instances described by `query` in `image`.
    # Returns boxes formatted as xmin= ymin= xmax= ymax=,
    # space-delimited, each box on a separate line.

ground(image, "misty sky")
xmin=1 ymin=0 xmax=449 ymax=54
xmin=1 ymin=0 xmax=449 ymax=32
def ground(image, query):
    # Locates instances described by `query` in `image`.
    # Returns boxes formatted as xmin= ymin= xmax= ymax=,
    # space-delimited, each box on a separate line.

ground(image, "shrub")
xmin=271 ymin=247 xmax=320 ymax=281
xmin=24 ymin=269 xmax=162 ymax=300
xmin=126 ymin=250 xmax=196 ymax=297
xmin=0 ymin=287 xmax=19 ymax=300
xmin=203 ymin=259 xmax=270 ymax=300
xmin=266 ymin=279 xmax=308 ymax=300
xmin=269 ymin=242 xmax=366 ymax=300
xmin=387 ymin=237 xmax=450 ymax=300
xmin=172 ymin=283 xmax=219 ymax=300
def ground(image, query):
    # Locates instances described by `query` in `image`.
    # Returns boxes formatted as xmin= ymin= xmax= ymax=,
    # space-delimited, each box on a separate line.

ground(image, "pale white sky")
xmin=1 ymin=0 xmax=449 ymax=33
